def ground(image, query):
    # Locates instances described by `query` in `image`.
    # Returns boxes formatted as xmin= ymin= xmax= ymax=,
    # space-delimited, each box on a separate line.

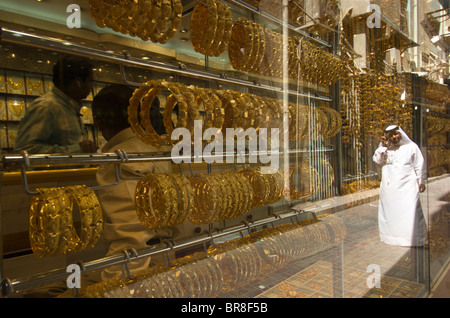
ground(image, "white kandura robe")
xmin=96 ymin=128 xmax=177 ymax=280
xmin=372 ymin=132 xmax=427 ymax=247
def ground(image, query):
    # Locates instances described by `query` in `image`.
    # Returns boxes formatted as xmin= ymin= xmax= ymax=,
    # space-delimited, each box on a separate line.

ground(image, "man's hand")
xmin=79 ymin=140 xmax=98 ymax=153
xmin=419 ymin=184 xmax=426 ymax=193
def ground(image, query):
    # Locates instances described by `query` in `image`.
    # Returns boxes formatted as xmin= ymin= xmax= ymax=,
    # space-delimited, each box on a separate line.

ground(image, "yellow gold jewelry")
xmin=64 ymin=185 xmax=103 ymax=251
xmin=7 ymin=76 xmax=24 ymax=92
xmin=29 ymin=187 xmax=76 ymax=258
xmin=239 ymin=167 xmax=270 ymax=208
xmin=208 ymin=0 xmax=225 ymax=55
xmin=88 ymin=0 xmax=105 ymax=27
xmin=128 ymin=81 xmax=165 ymax=146
xmin=205 ymin=88 xmax=225 ymax=132
xmin=228 ymin=17 xmax=255 ymax=72
xmin=289 ymin=162 xmax=320 ymax=200
xmin=188 ymin=173 xmax=221 ymax=224
xmin=29 ymin=185 xmax=103 ymax=258
xmin=8 ymin=100 xmax=25 ymax=119
xmin=166 ymin=173 xmax=194 ymax=225
xmin=26 ymin=78 xmax=43 ymax=95
xmin=151 ymin=0 xmax=172 ymax=43
xmin=190 ymin=0 xmax=218 ymax=56
xmin=215 ymin=90 xmax=238 ymax=131
xmin=158 ymin=0 xmax=183 ymax=44
xmin=213 ymin=0 xmax=232 ymax=56
xmin=128 ymin=82 xmax=151 ymax=143
xmin=161 ymin=81 xmax=197 ymax=136
xmin=144 ymin=0 xmax=162 ymax=40
xmin=140 ymin=86 xmax=172 ymax=146
xmin=135 ymin=173 xmax=177 ymax=229
xmin=135 ymin=173 xmax=193 ymax=229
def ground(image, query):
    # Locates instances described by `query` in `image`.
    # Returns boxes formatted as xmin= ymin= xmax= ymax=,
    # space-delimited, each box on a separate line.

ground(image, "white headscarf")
xmin=384 ymin=125 xmax=412 ymax=146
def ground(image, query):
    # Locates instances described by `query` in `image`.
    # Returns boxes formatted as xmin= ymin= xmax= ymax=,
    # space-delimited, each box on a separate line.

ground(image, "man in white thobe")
xmin=92 ymin=85 xmax=178 ymax=281
xmin=373 ymin=125 xmax=427 ymax=247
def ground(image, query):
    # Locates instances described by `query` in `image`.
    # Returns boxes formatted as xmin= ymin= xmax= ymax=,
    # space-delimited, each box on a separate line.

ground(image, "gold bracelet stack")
xmin=289 ymin=161 xmax=321 ymax=200
xmin=190 ymin=0 xmax=232 ymax=56
xmin=135 ymin=173 xmax=194 ymax=229
xmin=29 ymin=185 xmax=103 ymax=258
xmin=228 ymin=17 xmax=269 ymax=74
xmin=88 ymin=0 xmax=182 ymax=44
xmin=187 ymin=170 xmax=253 ymax=224
xmin=128 ymin=80 xmax=171 ymax=147
xmin=128 ymin=80 xmax=200 ymax=147
xmin=319 ymin=106 xmax=342 ymax=138
xmin=207 ymin=236 xmax=263 ymax=291
xmin=226 ymin=17 xmax=346 ymax=85
xmin=81 ymin=214 xmax=347 ymax=298
xmin=129 ymin=80 xmax=342 ymax=148
xmin=239 ymin=166 xmax=284 ymax=209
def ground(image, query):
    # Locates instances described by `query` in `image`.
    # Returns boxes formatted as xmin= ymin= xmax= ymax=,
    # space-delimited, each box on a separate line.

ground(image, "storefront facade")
xmin=0 ymin=0 xmax=449 ymax=299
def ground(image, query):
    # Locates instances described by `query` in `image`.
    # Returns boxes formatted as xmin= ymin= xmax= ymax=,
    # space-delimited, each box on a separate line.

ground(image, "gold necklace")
xmin=8 ymin=100 xmax=25 ymax=117
xmin=7 ymin=77 xmax=23 ymax=90
xmin=27 ymin=78 xmax=42 ymax=93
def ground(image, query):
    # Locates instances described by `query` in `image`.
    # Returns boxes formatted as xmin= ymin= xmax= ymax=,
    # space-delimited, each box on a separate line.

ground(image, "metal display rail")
xmin=1 ymin=207 xmax=321 ymax=297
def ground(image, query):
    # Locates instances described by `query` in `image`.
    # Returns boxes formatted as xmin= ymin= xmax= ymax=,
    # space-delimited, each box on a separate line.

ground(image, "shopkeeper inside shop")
xmin=92 ymin=84 xmax=179 ymax=280
xmin=14 ymin=55 xmax=98 ymax=154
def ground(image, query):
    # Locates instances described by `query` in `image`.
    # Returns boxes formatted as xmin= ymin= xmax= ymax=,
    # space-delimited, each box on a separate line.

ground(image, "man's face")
xmin=390 ymin=131 xmax=402 ymax=144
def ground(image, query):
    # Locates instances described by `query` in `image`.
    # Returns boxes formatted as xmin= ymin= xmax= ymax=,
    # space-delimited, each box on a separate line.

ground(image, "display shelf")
xmin=0 ymin=207 xmax=340 ymax=297
xmin=1 ymin=27 xmax=334 ymax=102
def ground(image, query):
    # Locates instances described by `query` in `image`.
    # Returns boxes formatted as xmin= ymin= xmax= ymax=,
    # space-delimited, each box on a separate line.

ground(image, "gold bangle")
xmin=288 ymin=36 xmax=300 ymax=79
xmin=188 ymin=174 xmax=221 ymax=224
xmin=232 ymin=171 xmax=253 ymax=218
xmin=166 ymin=173 xmax=194 ymax=225
xmin=140 ymin=85 xmax=172 ymax=146
xmin=128 ymin=82 xmax=155 ymax=145
xmin=152 ymin=0 xmax=172 ymax=43
xmin=143 ymin=0 xmax=162 ymax=42
xmin=29 ymin=185 xmax=103 ymax=258
xmin=239 ymin=167 xmax=270 ymax=209
xmin=135 ymin=174 xmax=177 ymax=229
xmin=289 ymin=162 xmax=320 ymax=200
xmin=190 ymin=0 xmax=218 ymax=56
xmin=88 ymin=0 xmax=106 ymax=28
xmin=64 ymin=185 xmax=103 ymax=252
xmin=158 ymin=0 xmax=183 ymax=44
xmin=209 ymin=0 xmax=226 ymax=57
xmin=215 ymin=90 xmax=238 ymax=131
xmin=214 ymin=0 xmax=232 ymax=56
xmin=244 ymin=21 xmax=261 ymax=72
xmin=205 ymin=88 xmax=225 ymax=133
xmin=228 ymin=17 xmax=254 ymax=72
xmin=29 ymin=187 xmax=75 ymax=258
xmin=221 ymin=171 xmax=242 ymax=220
xmin=160 ymin=81 xmax=197 ymax=136
xmin=252 ymin=23 xmax=266 ymax=73
xmin=136 ymin=173 xmax=194 ymax=229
